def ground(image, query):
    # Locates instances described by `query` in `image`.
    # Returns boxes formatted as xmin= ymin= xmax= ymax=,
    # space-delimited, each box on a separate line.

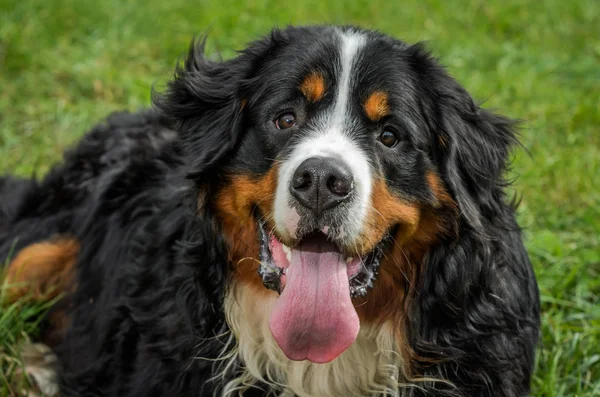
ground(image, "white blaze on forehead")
xmin=332 ymin=31 xmax=365 ymax=126
xmin=274 ymin=30 xmax=371 ymax=243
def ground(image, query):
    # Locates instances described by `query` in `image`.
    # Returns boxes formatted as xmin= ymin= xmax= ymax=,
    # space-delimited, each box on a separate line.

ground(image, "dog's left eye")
xmin=275 ymin=113 xmax=297 ymax=130
xmin=379 ymin=129 xmax=398 ymax=148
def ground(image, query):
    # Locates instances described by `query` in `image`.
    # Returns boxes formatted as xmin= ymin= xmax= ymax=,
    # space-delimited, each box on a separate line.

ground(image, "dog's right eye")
xmin=275 ymin=113 xmax=297 ymax=130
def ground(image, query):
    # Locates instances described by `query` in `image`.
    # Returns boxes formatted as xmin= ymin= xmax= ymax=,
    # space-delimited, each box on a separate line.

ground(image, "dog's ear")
xmin=421 ymin=61 xmax=518 ymax=233
xmin=153 ymin=33 xmax=284 ymax=181
xmin=406 ymin=44 xmax=518 ymax=233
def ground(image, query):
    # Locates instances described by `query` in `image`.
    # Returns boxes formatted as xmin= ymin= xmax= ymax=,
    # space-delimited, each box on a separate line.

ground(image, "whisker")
xmin=372 ymin=174 xmax=397 ymax=185
xmin=386 ymin=235 xmax=418 ymax=294
xmin=237 ymin=257 xmax=261 ymax=266
xmin=353 ymin=300 xmax=369 ymax=308
xmin=264 ymin=157 xmax=284 ymax=165
xmin=370 ymin=205 xmax=388 ymax=222
xmin=251 ymin=194 xmax=276 ymax=217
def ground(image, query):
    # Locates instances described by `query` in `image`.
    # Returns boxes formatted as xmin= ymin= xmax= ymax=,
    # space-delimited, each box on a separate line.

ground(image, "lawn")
xmin=1 ymin=0 xmax=599 ymax=395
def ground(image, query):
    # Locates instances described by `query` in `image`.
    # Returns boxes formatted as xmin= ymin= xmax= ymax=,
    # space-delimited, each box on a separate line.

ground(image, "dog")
xmin=1 ymin=25 xmax=540 ymax=396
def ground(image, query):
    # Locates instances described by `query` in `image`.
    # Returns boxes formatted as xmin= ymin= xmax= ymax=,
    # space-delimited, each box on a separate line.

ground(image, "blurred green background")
xmin=1 ymin=0 xmax=599 ymax=395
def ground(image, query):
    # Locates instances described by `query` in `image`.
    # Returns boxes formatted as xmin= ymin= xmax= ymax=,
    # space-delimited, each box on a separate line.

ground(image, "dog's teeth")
xmin=346 ymin=257 xmax=354 ymax=263
xmin=282 ymin=244 xmax=292 ymax=262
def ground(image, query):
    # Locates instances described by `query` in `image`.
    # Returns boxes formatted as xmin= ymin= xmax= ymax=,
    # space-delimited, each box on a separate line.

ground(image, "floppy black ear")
xmin=435 ymin=80 xmax=518 ymax=233
xmin=152 ymin=33 xmax=283 ymax=181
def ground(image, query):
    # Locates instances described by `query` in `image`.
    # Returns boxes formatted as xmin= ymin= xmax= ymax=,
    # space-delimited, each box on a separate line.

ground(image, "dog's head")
xmin=154 ymin=26 xmax=515 ymax=364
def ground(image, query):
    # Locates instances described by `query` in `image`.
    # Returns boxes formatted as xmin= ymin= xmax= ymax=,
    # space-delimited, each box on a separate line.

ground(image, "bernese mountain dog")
xmin=1 ymin=25 xmax=540 ymax=396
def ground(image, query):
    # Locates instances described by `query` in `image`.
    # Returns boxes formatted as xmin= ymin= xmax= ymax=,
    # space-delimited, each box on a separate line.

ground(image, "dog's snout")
xmin=290 ymin=157 xmax=354 ymax=215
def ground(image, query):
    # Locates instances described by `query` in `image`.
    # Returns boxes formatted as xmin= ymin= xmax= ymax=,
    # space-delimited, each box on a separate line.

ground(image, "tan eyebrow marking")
xmin=299 ymin=72 xmax=326 ymax=102
xmin=364 ymin=91 xmax=390 ymax=121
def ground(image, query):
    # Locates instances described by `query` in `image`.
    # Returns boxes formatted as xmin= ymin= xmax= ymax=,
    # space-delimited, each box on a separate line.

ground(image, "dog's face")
xmin=155 ymin=26 xmax=514 ymax=365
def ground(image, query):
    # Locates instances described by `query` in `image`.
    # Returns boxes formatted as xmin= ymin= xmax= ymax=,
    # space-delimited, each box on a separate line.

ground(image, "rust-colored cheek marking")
xmin=213 ymin=166 xmax=279 ymax=290
xmin=360 ymin=171 xmax=453 ymax=246
xmin=363 ymin=91 xmax=390 ymax=121
xmin=5 ymin=237 xmax=80 ymax=303
xmin=357 ymin=175 xmax=456 ymax=317
xmin=357 ymin=179 xmax=421 ymax=254
xmin=355 ymin=179 xmax=422 ymax=324
xmin=299 ymin=72 xmax=326 ymax=102
xmin=355 ymin=174 xmax=456 ymax=372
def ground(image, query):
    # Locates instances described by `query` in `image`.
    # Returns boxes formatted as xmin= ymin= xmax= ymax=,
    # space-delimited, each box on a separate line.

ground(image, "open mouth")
xmin=256 ymin=219 xmax=391 ymax=363
xmin=257 ymin=220 xmax=388 ymax=298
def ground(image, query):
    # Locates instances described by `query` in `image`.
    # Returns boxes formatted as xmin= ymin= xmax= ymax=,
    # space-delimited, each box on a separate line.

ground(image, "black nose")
xmin=290 ymin=157 xmax=354 ymax=215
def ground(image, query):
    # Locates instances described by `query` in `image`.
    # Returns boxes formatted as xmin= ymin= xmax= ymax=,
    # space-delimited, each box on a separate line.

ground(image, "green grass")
xmin=1 ymin=0 xmax=599 ymax=395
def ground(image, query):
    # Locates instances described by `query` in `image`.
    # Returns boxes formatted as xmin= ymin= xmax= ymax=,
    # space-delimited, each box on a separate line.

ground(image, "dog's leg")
xmin=12 ymin=342 xmax=60 ymax=397
xmin=3 ymin=236 xmax=79 ymax=303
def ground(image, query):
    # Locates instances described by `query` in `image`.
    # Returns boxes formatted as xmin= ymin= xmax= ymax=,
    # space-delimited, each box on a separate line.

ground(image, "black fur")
xmin=1 ymin=26 xmax=540 ymax=397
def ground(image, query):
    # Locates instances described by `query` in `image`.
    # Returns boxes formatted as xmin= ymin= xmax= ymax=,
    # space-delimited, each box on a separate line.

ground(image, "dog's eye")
xmin=379 ymin=129 xmax=398 ymax=148
xmin=275 ymin=113 xmax=297 ymax=130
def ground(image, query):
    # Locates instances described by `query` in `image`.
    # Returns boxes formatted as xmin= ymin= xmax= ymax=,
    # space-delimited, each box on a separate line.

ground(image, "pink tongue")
xmin=269 ymin=235 xmax=360 ymax=363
